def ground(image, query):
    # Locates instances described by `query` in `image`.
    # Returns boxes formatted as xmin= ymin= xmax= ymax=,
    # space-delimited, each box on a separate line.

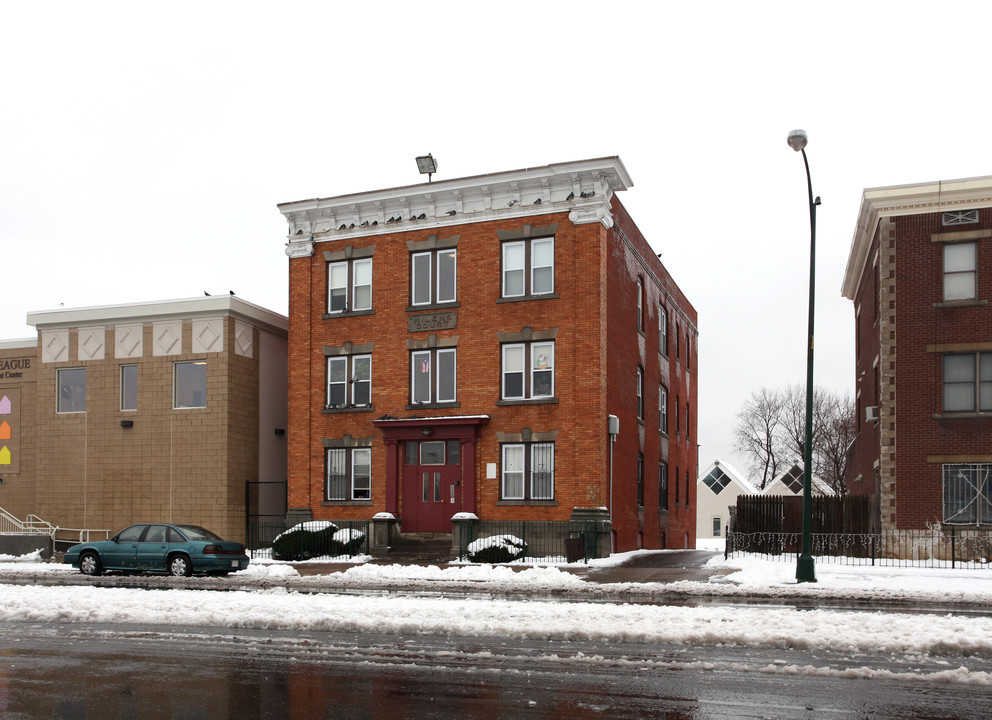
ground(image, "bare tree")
xmin=813 ymin=392 xmax=856 ymax=495
xmin=733 ymin=387 xmax=784 ymax=489
xmin=734 ymin=385 xmax=855 ymax=494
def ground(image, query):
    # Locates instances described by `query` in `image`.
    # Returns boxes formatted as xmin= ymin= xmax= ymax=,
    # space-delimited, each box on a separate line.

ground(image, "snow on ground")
xmin=4 ymin=545 xmax=992 ymax=676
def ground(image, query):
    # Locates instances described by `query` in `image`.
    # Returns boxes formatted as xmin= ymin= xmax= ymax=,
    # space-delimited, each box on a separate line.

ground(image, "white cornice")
xmin=841 ymin=175 xmax=992 ymax=300
xmin=279 ymin=157 xmax=633 ymax=257
xmin=26 ymin=296 xmax=288 ymax=335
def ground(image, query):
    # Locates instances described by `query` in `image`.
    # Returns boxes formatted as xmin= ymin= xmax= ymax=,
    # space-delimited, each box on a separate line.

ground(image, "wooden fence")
xmin=732 ymin=494 xmax=875 ymax=536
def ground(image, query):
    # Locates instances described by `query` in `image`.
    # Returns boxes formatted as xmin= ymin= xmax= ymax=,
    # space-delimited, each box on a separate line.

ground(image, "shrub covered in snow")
xmin=332 ymin=528 xmax=367 ymax=556
xmin=466 ymin=534 xmax=527 ymax=563
xmin=272 ymin=521 xmax=338 ymax=561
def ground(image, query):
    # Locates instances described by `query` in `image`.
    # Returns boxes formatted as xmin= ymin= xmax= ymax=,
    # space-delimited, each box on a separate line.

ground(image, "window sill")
xmin=406 ymin=302 xmax=460 ymax=312
xmin=659 ymin=430 xmax=669 ymax=439
xmin=406 ymin=401 xmax=461 ymax=410
xmin=495 ymin=500 xmax=559 ymax=506
xmin=933 ymin=411 xmax=991 ymax=420
xmin=496 ymin=397 xmax=559 ymax=406
xmin=322 ymin=500 xmax=374 ymax=506
xmin=497 ymin=293 xmax=560 ymax=304
xmin=323 ymin=405 xmax=376 ymax=414
xmin=323 ymin=309 xmax=375 ymax=320
xmin=934 ymin=299 xmax=987 ymax=309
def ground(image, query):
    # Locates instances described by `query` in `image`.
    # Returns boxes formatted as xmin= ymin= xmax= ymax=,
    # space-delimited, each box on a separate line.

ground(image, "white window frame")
xmin=500 ymin=442 xmax=554 ymax=500
xmin=120 ymin=364 xmax=137 ymax=412
xmin=325 ymin=447 xmax=372 ymax=501
xmin=659 ymin=305 xmax=668 ymax=355
xmin=659 ymin=386 xmax=668 ymax=434
xmin=712 ymin=517 xmax=722 ymax=537
xmin=943 ymin=463 xmax=992 ymax=525
xmin=57 ymin=367 xmax=86 ymax=413
xmin=412 ymin=249 xmax=457 ymax=306
xmin=173 ymin=361 xmax=206 ymax=409
xmin=501 ymin=342 xmax=554 ymax=400
xmin=943 ymin=242 xmax=977 ymax=302
xmin=411 ymin=348 xmax=457 ymax=404
xmin=501 ymin=236 xmax=554 ymax=298
xmin=943 ymin=352 xmax=992 ymax=413
xmin=326 ymin=354 xmax=372 ymax=409
xmin=328 ymin=257 xmax=373 ymax=314
xmin=636 ymin=368 xmax=643 ymax=420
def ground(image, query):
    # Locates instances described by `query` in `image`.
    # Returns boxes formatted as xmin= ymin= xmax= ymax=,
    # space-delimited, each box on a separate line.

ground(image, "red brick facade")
xmin=843 ymin=180 xmax=992 ymax=531
xmin=281 ymin=159 xmax=698 ymax=552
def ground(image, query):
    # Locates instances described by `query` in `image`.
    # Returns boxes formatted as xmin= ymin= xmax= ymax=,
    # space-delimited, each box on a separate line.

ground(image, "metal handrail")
xmin=1 ymin=507 xmax=109 ymax=543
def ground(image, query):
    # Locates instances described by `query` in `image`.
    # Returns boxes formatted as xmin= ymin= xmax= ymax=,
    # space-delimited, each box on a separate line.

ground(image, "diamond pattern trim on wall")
xmin=153 ymin=321 xmax=182 ymax=356
xmin=235 ymin=320 xmax=253 ymax=358
xmin=41 ymin=330 xmax=69 ymax=363
xmin=115 ymin=324 xmax=143 ymax=359
xmin=78 ymin=327 xmax=106 ymax=361
xmin=192 ymin=318 xmax=223 ymax=354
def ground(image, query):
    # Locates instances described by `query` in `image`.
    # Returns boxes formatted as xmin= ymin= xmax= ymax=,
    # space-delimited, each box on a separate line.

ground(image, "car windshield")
xmin=173 ymin=525 xmax=223 ymax=541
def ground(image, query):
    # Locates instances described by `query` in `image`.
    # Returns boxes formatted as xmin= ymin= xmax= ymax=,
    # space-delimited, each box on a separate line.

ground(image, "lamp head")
xmin=787 ymin=129 xmax=808 ymax=152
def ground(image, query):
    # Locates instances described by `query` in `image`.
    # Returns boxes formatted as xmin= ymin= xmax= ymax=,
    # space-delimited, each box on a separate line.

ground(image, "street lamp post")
xmin=788 ymin=129 xmax=818 ymax=584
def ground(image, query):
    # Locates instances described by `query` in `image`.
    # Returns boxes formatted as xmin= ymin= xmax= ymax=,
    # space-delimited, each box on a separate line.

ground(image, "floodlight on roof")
xmin=787 ymin=129 xmax=808 ymax=152
xmin=416 ymin=154 xmax=437 ymax=182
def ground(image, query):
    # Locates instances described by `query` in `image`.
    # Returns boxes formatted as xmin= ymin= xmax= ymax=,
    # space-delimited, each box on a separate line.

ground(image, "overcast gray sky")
xmin=3 ymin=1 xmax=990 ymax=479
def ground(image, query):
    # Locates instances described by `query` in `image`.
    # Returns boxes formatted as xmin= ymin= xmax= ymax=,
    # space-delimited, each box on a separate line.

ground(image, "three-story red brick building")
xmin=842 ymin=176 xmax=992 ymax=532
xmin=279 ymin=158 xmax=698 ymax=552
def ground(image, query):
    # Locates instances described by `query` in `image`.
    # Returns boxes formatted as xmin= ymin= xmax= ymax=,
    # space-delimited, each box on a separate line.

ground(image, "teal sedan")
xmin=64 ymin=523 xmax=250 ymax=577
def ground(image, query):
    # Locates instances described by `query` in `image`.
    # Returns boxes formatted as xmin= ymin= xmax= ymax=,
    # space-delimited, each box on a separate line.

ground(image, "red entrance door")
xmin=401 ymin=440 xmax=462 ymax=533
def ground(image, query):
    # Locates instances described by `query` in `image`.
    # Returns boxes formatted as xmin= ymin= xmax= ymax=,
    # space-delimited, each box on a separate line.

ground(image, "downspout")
xmin=608 ymin=414 xmax=619 ymax=553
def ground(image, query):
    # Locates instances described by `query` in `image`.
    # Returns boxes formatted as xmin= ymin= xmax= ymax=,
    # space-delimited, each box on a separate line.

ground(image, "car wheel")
xmin=79 ymin=552 xmax=103 ymax=576
xmin=168 ymin=554 xmax=193 ymax=577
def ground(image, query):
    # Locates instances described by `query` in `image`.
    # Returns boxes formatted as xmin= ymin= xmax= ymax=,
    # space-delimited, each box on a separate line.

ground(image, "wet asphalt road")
xmin=4 ymin=620 xmax=992 ymax=720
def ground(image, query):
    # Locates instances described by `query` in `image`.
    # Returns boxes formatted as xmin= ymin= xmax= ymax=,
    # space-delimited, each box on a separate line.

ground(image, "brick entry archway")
xmin=373 ymin=416 xmax=489 ymax=533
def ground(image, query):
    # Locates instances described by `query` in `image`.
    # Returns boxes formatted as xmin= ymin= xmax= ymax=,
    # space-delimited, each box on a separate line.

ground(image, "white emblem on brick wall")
xmin=78 ymin=327 xmax=105 ymax=361
xmin=115 ymin=324 xmax=143 ymax=359
xmin=41 ymin=330 xmax=69 ymax=363
xmin=153 ymin=321 xmax=182 ymax=356
xmin=193 ymin=318 xmax=223 ymax=354
xmin=235 ymin=321 xmax=253 ymax=358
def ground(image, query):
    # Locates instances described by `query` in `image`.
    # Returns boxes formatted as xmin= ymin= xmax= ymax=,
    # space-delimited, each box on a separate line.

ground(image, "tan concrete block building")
xmin=0 ymin=296 xmax=287 ymax=543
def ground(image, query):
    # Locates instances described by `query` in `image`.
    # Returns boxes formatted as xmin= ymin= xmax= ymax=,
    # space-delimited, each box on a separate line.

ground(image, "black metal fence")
xmin=457 ymin=520 xmax=599 ymax=564
xmin=248 ymin=519 xmax=370 ymax=561
xmin=727 ymin=528 xmax=992 ymax=568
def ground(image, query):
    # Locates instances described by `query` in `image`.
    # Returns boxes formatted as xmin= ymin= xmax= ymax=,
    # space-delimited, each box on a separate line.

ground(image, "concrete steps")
xmin=384 ymin=533 xmax=454 ymax=564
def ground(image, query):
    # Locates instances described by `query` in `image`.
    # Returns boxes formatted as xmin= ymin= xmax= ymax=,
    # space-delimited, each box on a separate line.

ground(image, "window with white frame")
xmin=659 ymin=305 xmax=668 ymax=355
xmin=174 ymin=361 xmax=206 ymax=409
xmin=501 ymin=443 xmax=555 ymax=500
xmin=501 ymin=342 xmax=554 ymax=400
xmin=502 ymin=237 xmax=554 ymax=298
xmin=943 ymin=463 xmax=992 ymax=524
xmin=943 ymin=352 xmax=992 ymax=413
xmin=943 ymin=242 xmax=977 ymax=301
xmin=120 ymin=364 xmax=137 ymax=411
xmin=412 ymin=248 xmax=457 ymax=306
xmin=328 ymin=257 xmax=373 ymax=313
xmin=326 ymin=355 xmax=372 ymax=408
xmin=712 ymin=517 xmax=722 ymax=537
xmin=57 ymin=367 xmax=86 ymax=413
xmin=659 ymin=386 xmax=668 ymax=434
xmin=326 ymin=447 xmax=371 ymax=501
xmin=411 ymin=348 xmax=456 ymax=404
xmin=636 ymin=368 xmax=643 ymax=420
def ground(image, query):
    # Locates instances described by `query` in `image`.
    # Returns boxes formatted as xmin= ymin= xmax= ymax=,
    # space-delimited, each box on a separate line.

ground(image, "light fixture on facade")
xmin=422 ymin=427 xmax=432 ymax=436
xmin=416 ymin=154 xmax=437 ymax=182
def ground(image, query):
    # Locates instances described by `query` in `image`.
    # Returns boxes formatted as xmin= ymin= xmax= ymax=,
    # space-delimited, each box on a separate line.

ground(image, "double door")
xmin=401 ymin=440 xmax=462 ymax=533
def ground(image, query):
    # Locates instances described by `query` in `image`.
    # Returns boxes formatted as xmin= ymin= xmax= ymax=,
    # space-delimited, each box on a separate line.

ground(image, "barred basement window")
xmin=943 ymin=463 xmax=992 ymax=525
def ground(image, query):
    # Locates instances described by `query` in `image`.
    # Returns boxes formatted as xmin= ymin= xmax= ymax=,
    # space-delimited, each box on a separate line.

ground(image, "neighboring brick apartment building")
xmin=842 ymin=176 xmax=992 ymax=532
xmin=0 ymin=296 xmax=288 ymax=543
xmin=279 ymin=157 xmax=698 ymax=552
